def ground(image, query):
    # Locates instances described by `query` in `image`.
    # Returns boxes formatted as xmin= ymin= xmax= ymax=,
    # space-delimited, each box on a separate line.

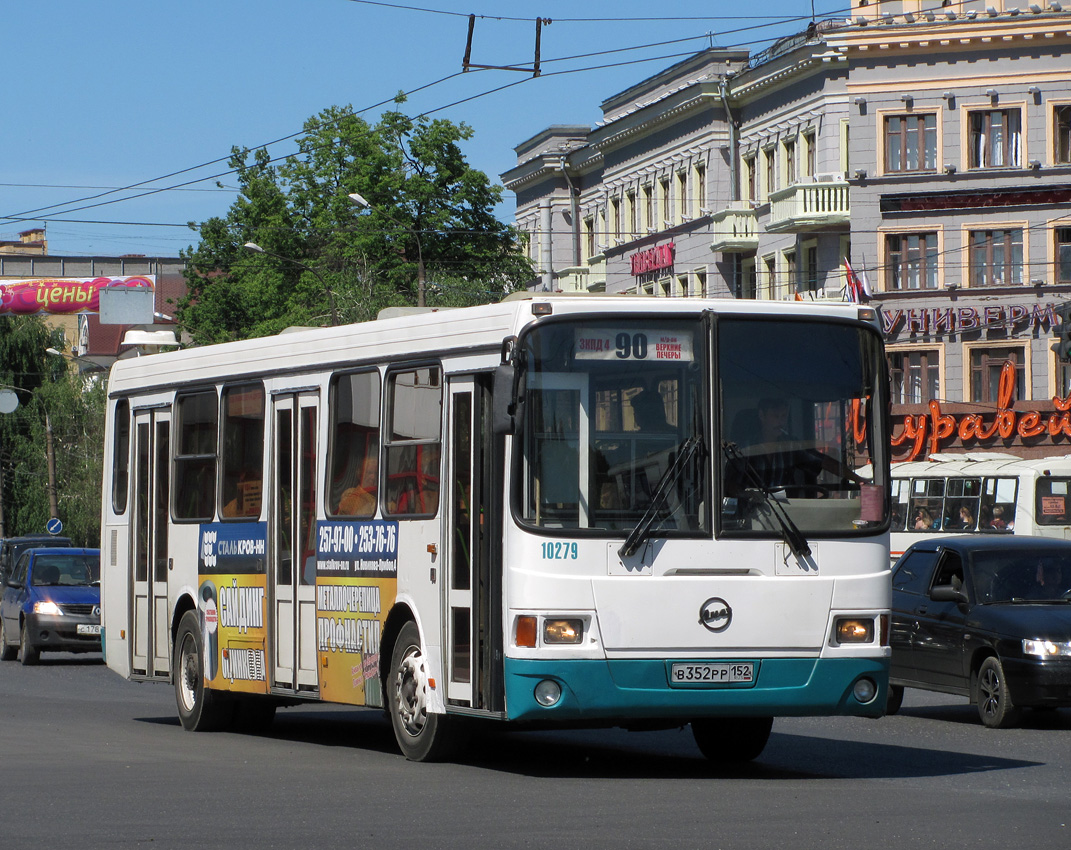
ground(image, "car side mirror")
xmin=930 ymin=584 xmax=968 ymax=604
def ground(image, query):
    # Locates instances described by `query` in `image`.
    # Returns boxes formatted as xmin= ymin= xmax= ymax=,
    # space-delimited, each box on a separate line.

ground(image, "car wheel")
xmin=886 ymin=685 xmax=905 ymax=715
xmin=387 ymin=621 xmax=464 ymax=761
xmin=174 ymin=610 xmax=233 ymax=732
xmin=19 ymin=620 xmax=40 ymax=666
xmin=975 ymin=656 xmax=1022 ymax=729
xmin=692 ymin=716 xmax=773 ymax=763
xmin=0 ymin=618 xmax=17 ymax=661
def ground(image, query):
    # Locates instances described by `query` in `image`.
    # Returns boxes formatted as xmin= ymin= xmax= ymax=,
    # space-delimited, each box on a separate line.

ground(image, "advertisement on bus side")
xmin=314 ymin=520 xmax=399 ymax=708
xmin=197 ymin=522 xmax=269 ymax=694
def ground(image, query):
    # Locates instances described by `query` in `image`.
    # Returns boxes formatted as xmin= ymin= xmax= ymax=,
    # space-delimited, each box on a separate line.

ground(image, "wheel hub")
xmin=393 ymin=647 xmax=428 ymax=737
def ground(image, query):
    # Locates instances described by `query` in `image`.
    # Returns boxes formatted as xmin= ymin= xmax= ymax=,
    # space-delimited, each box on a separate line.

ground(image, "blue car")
xmin=0 ymin=547 xmax=101 ymax=665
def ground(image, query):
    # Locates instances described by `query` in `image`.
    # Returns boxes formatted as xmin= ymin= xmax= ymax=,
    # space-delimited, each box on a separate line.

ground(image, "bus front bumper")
xmin=503 ymin=656 xmax=888 ymax=722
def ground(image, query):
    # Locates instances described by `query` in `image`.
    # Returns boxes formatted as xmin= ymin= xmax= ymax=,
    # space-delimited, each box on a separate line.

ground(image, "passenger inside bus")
xmin=336 ymin=455 xmax=378 ymax=517
xmin=914 ymin=507 xmax=936 ymax=530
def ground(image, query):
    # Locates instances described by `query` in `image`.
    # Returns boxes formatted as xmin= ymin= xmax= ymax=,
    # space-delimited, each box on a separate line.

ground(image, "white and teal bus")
xmin=100 ymin=295 xmax=891 ymax=762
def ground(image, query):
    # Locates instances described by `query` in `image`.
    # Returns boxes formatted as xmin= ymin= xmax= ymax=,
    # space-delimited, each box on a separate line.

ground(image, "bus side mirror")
xmin=492 ymin=364 xmax=517 ymax=435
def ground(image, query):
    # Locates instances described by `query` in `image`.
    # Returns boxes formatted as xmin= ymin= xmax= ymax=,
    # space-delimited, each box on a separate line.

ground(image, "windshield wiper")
xmin=618 ymin=436 xmax=704 ymax=559
xmin=721 ymin=441 xmax=811 ymax=561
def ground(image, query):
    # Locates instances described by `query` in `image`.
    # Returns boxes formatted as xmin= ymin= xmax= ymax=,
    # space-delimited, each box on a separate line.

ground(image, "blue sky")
xmin=1 ymin=0 xmax=842 ymax=258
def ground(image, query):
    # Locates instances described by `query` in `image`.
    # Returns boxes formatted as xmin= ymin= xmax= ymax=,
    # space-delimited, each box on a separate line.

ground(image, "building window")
xmin=660 ymin=178 xmax=670 ymax=224
xmin=804 ymin=243 xmax=819 ymax=292
xmin=677 ymin=172 xmax=688 ymax=220
xmin=803 ymin=131 xmax=816 ymax=179
xmin=1057 ymin=357 xmax=1071 ymax=399
xmin=693 ymin=163 xmax=705 ymax=216
xmin=887 ymin=232 xmax=939 ymax=290
xmin=763 ymin=254 xmax=776 ymax=299
xmin=969 ymin=229 xmax=1023 ymax=287
xmin=970 ymin=347 xmax=1026 ymax=403
xmin=643 ymin=185 xmax=653 ymax=232
xmin=889 ymin=349 xmax=940 ymax=404
xmin=784 ymin=250 xmax=797 ymax=292
xmin=627 ymin=191 xmax=637 ymax=239
xmin=1059 ymin=228 xmax=1071 ymax=284
xmin=584 ymin=217 xmax=595 ymax=259
xmin=611 ymin=198 xmax=621 ymax=241
xmin=969 ymin=109 xmax=1021 ymax=168
xmin=694 ymin=269 xmax=707 ymax=297
xmin=885 ymin=114 xmax=937 ymax=172
xmin=744 ymin=156 xmax=757 ymax=201
xmin=764 ymin=148 xmax=776 ymax=196
xmin=739 ymin=257 xmax=756 ymax=299
xmin=1056 ymin=105 xmax=1071 ymax=164
xmin=784 ymin=139 xmax=796 ymax=186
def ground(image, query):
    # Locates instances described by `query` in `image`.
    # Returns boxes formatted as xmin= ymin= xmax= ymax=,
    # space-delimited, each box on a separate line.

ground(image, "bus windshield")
xmin=518 ymin=319 xmax=707 ymax=533
xmin=718 ymin=316 xmax=887 ymax=536
xmin=517 ymin=313 xmax=887 ymax=538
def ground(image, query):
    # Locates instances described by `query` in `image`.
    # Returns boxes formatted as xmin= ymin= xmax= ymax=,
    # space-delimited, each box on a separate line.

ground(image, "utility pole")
xmin=45 ymin=412 xmax=59 ymax=519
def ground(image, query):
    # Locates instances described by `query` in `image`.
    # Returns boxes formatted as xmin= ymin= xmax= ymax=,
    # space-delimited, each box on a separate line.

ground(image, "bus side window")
xmin=174 ymin=390 xmax=218 ymax=521
xmin=327 ymin=371 xmax=381 ymax=519
xmin=220 ymin=384 xmax=265 ymax=519
xmin=384 ymin=367 xmax=442 ymax=518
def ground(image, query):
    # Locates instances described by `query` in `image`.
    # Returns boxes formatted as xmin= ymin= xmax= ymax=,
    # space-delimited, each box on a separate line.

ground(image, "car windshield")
xmin=31 ymin=554 xmax=100 ymax=587
xmin=971 ymin=549 xmax=1071 ymax=603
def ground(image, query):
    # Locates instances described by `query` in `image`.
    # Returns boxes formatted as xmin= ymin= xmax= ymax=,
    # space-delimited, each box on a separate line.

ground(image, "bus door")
xmin=270 ymin=392 xmax=320 ymax=693
xmin=444 ymin=375 xmax=502 ymax=711
xmin=130 ymin=407 xmax=171 ymax=678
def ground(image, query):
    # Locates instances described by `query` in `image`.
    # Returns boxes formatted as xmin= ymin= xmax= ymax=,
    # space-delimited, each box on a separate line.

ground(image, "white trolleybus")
xmin=101 ymin=295 xmax=892 ymax=762
xmin=890 ymin=453 xmax=1071 ymax=561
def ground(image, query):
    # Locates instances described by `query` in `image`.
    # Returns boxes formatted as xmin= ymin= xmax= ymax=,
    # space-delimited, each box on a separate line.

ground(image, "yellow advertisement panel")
xmin=315 ymin=520 xmax=399 ymax=707
xmin=197 ymin=522 xmax=269 ymax=695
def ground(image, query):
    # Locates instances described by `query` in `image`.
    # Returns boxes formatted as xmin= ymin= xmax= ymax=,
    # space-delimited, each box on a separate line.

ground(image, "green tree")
xmin=0 ymin=316 xmax=104 ymax=546
xmin=178 ymin=102 xmax=532 ymax=343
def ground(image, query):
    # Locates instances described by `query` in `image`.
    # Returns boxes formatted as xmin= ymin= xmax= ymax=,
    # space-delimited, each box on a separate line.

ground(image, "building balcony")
xmin=710 ymin=203 xmax=759 ymax=253
xmin=767 ymin=179 xmax=850 ymax=233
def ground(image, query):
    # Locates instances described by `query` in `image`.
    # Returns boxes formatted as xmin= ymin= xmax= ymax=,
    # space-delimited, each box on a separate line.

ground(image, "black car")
xmin=889 ymin=536 xmax=1071 ymax=728
xmin=0 ymin=535 xmax=73 ymax=585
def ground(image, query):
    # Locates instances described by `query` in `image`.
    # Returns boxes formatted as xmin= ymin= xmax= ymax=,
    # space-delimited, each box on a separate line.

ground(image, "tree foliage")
xmin=178 ymin=102 xmax=533 ymax=343
xmin=0 ymin=316 xmax=104 ymax=547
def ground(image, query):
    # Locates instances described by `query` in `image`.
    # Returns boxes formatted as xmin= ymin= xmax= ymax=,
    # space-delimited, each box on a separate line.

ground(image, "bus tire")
xmin=886 ymin=685 xmax=905 ymax=715
xmin=387 ymin=621 xmax=462 ymax=761
xmin=174 ymin=610 xmax=234 ymax=732
xmin=691 ymin=716 xmax=773 ymax=763
xmin=975 ymin=656 xmax=1022 ymax=729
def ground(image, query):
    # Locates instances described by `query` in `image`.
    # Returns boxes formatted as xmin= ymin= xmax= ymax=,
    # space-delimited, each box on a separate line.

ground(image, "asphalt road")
xmin=1 ymin=654 xmax=1068 ymax=849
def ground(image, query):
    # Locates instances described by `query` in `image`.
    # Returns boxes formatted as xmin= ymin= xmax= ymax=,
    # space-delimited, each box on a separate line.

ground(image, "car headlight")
xmin=33 ymin=601 xmax=63 ymax=616
xmin=1022 ymin=639 xmax=1071 ymax=657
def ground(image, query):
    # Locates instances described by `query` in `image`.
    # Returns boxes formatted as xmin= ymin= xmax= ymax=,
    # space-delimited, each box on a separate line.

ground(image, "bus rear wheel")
xmin=174 ymin=610 xmax=234 ymax=732
xmin=388 ymin=621 xmax=462 ymax=761
xmin=691 ymin=716 xmax=773 ymax=763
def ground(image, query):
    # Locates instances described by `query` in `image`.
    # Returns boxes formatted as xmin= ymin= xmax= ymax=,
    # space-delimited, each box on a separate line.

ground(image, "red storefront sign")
xmin=890 ymin=361 xmax=1071 ymax=461
xmin=630 ymin=243 xmax=675 ymax=276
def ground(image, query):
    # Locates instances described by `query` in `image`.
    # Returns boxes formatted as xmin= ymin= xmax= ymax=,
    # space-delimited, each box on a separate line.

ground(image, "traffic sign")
xmin=47 ymin=517 xmax=63 ymax=535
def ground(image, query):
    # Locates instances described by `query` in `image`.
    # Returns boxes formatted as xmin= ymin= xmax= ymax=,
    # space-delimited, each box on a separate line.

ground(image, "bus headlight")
xmin=835 ymin=618 xmax=873 ymax=644
xmin=853 ymin=678 xmax=878 ymax=703
xmin=543 ymin=618 xmax=583 ymax=644
xmin=534 ymin=679 xmax=562 ymax=706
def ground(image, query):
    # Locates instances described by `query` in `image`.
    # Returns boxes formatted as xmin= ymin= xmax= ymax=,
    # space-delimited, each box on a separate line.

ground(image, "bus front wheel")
xmin=387 ymin=621 xmax=462 ymax=761
xmin=174 ymin=610 xmax=234 ymax=732
xmin=691 ymin=716 xmax=773 ymax=763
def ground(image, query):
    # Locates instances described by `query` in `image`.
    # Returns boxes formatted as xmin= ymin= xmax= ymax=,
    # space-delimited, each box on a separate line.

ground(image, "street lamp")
xmin=243 ymin=242 xmax=339 ymax=326
xmin=348 ymin=192 xmax=427 ymax=308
